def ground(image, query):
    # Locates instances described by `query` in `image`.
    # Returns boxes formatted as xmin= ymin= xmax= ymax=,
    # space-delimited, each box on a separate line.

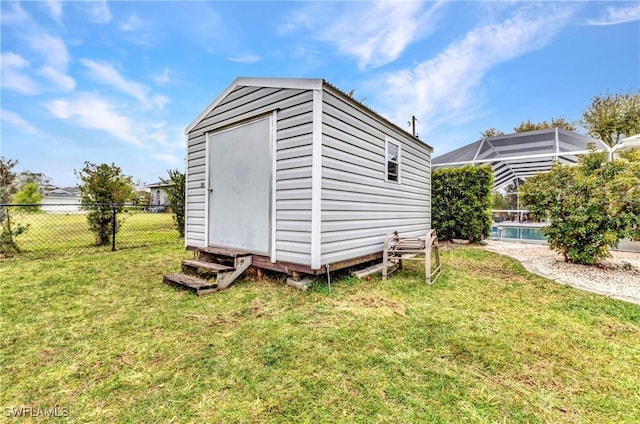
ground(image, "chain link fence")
xmin=0 ymin=203 xmax=183 ymax=258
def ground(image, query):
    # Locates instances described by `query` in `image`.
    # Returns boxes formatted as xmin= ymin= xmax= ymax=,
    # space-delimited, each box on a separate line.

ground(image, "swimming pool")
xmin=491 ymin=225 xmax=547 ymax=242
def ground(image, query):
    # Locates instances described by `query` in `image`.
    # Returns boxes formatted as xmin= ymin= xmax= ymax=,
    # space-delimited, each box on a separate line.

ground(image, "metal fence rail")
xmin=0 ymin=203 xmax=182 ymax=258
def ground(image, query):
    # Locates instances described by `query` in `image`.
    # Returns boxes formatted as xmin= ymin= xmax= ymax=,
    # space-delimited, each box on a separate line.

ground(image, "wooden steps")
xmin=163 ymin=273 xmax=219 ymax=296
xmin=163 ymin=247 xmax=253 ymax=296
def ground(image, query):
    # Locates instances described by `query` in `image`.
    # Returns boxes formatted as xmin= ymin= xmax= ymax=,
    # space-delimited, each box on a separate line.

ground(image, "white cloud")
xmin=587 ymin=4 xmax=640 ymax=26
xmin=280 ymin=1 xmax=445 ymax=69
xmin=86 ymin=0 xmax=112 ymax=24
xmin=120 ymin=12 xmax=143 ymax=31
xmin=0 ymin=52 xmax=40 ymax=95
xmin=2 ymin=52 xmax=30 ymax=70
xmin=152 ymin=67 xmax=172 ymax=85
xmin=43 ymin=93 xmax=177 ymax=149
xmin=375 ymin=5 xmax=575 ymax=137
xmin=227 ymin=54 xmax=262 ymax=64
xmin=37 ymin=66 xmax=76 ymax=91
xmin=153 ymin=153 xmax=183 ymax=165
xmin=80 ymin=59 xmax=166 ymax=109
xmin=0 ymin=2 xmax=74 ymax=91
xmin=0 ymin=2 xmax=30 ymax=26
xmin=1 ymin=109 xmax=43 ymax=135
xmin=26 ymin=32 xmax=70 ymax=71
xmin=117 ymin=12 xmax=155 ymax=46
xmin=152 ymin=95 xmax=170 ymax=111
xmin=44 ymin=0 xmax=63 ymax=24
xmin=327 ymin=1 xmax=444 ymax=69
xmin=141 ymin=122 xmax=184 ymax=151
xmin=44 ymin=94 xmax=142 ymax=146
xmin=277 ymin=8 xmax=312 ymax=35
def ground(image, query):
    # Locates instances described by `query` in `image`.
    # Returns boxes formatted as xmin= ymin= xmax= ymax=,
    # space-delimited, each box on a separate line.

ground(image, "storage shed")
xmin=184 ymin=77 xmax=433 ymax=275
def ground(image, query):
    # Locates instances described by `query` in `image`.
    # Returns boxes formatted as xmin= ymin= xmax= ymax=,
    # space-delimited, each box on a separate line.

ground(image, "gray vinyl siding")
xmin=186 ymin=86 xmax=314 ymax=264
xmin=274 ymin=90 xmax=314 ymax=265
xmin=320 ymin=88 xmax=432 ymax=265
xmin=186 ymin=132 xmax=207 ymax=246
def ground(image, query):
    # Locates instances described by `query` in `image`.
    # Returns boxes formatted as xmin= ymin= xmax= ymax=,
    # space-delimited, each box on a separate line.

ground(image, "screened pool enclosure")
xmin=432 ymin=128 xmax=610 ymax=190
xmin=432 ymin=128 xmax=612 ymax=236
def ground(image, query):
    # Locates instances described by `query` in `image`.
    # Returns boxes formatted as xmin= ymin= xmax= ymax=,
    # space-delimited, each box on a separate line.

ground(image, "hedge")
xmin=432 ymin=165 xmax=493 ymax=242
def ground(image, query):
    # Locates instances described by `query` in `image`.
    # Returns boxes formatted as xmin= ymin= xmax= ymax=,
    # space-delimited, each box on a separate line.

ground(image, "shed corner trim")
xmin=310 ymin=87 xmax=323 ymax=270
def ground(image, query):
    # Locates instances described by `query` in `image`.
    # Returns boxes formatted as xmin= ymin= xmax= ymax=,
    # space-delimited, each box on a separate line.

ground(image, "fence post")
xmin=112 ymin=204 xmax=117 ymax=251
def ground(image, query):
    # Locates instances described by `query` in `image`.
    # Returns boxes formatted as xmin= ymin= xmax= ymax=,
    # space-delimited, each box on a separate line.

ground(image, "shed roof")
xmin=145 ymin=181 xmax=171 ymax=189
xmin=46 ymin=187 xmax=79 ymax=197
xmin=186 ymin=77 xmax=432 ymax=151
xmin=432 ymin=128 xmax=610 ymax=189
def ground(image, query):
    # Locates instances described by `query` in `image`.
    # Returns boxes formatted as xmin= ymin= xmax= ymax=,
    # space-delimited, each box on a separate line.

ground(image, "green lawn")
xmin=1 ymin=245 xmax=639 ymax=422
xmin=5 ymin=211 xmax=180 ymax=257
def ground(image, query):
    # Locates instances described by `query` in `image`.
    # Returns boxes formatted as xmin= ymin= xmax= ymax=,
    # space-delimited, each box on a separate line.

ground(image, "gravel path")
xmin=482 ymin=240 xmax=640 ymax=305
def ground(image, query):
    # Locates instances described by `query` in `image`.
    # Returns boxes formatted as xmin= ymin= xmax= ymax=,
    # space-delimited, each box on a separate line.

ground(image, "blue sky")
xmin=1 ymin=1 xmax=639 ymax=188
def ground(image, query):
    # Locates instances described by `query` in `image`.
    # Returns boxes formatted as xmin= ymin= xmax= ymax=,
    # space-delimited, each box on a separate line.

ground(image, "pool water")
xmin=491 ymin=226 xmax=547 ymax=241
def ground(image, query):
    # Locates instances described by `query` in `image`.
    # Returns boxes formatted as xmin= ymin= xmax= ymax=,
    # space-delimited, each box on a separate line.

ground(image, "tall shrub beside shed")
xmin=432 ymin=165 xmax=493 ymax=243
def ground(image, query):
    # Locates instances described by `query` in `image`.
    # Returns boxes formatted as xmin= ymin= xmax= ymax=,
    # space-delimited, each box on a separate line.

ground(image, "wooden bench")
xmin=382 ymin=229 xmax=441 ymax=284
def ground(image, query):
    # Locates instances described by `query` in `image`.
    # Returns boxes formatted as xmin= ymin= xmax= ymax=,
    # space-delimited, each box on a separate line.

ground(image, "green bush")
xmin=14 ymin=182 xmax=42 ymax=213
xmin=520 ymin=149 xmax=640 ymax=264
xmin=432 ymin=165 xmax=493 ymax=242
xmin=160 ymin=169 xmax=185 ymax=238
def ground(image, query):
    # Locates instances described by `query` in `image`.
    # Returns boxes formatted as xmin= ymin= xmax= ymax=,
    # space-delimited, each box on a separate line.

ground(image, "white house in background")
xmin=145 ymin=182 xmax=171 ymax=206
xmin=184 ymin=77 xmax=433 ymax=274
xmin=42 ymin=187 xmax=82 ymax=213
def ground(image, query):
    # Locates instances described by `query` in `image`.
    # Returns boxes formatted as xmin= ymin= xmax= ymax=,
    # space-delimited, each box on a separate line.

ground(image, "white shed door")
xmin=208 ymin=118 xmax=271 ymax=255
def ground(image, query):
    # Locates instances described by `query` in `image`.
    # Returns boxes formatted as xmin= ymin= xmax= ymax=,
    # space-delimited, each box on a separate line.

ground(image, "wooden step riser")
xmin=182 ymin=259 xmax=234 ymax=272
xmin=163 ymin=273 xmax=219 ymax=296
xmin=197 ymin=252 xmax=235 ymax=266
xmin=181 ymin=265 xmax=219 ymax=281
xmin=196 ymin=246 xmax=252 ymax=266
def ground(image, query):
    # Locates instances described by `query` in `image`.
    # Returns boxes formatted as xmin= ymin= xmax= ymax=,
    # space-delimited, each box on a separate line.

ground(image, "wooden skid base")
xmin=163 ymin=273 xmax=218 ymax=296
xmin=352 ymin=263 xmax=385 ymax=279
xmin=249 ymin=252 xmax=384 ymax=276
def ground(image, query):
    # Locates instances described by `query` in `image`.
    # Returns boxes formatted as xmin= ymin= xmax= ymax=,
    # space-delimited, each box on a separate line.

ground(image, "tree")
xmin=491 ymin=192 xmax=510 ymax=210
xmin=14 ymin=182 xmax=42 ymax=212
xmin=513 ymin=117 xmax=576 ymax=133
xmin=75 ymin=162 xmax=136 ymax=246
xmin=15 ymin=171 xmax=50 ymax=192
xmin=581 ymin=89 xmax=640 ymax=147
xmin=520 ymin=149 xmax=640 ymax=265
xmin=0 ymin=158 xmax=18 ymax=203
xmin=160 ymin=169 xmax=185 ymax=237
xmin=481 ymin=128 xmax=505 ymax=138
xmin=549 ymin=117 xmax=577 ymax=132
xmin=0 ymin=157 xmax=28 ymax=254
